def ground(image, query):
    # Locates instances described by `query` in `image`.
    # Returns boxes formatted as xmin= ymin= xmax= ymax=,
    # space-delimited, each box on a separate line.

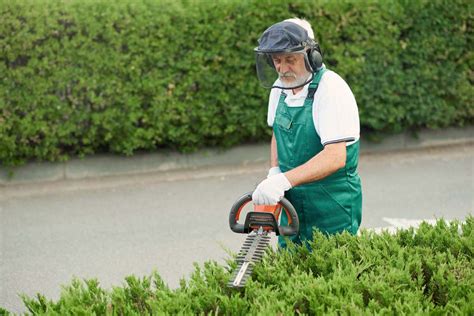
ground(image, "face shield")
xmin=255 ymin=50 xmax=314 ymax=90
xmin=255 ymin=21 xmax=317 ymax=90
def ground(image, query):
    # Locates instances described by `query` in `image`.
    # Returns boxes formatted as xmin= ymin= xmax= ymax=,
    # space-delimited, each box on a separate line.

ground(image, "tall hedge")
xmin=5 ymin=219 xmax=473 ymax=314
xmin=1 ymin=0 xmax=472 ymax=166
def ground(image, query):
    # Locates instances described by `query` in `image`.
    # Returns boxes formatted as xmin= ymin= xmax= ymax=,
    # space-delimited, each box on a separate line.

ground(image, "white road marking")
xmin=362 ymin=217 xmax=453 ymax=235
xmin=382 ymin=217 xmax=439 ymax=228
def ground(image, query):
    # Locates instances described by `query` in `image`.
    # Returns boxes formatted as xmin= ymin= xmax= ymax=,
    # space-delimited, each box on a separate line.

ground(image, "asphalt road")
xmin=1 ymin=144 xmax=473 ymax=313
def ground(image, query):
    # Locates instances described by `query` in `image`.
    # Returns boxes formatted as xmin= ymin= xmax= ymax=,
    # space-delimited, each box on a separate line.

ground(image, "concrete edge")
xmin=1 ymin=125 xmax=473 ymax=185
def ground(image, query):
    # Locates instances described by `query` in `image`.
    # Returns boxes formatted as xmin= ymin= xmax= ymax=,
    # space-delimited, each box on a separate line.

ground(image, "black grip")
xmin=229 ymin=191 xmax=299 ymax=236
xmin=278 ymin=197 xmax=299 ymax=236
xmin=228 ymin=192 xmax=252 ymax=234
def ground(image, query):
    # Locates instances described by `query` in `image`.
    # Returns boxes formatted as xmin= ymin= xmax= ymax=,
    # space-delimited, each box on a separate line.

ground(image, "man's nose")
xmin=277 ymin=61 xmax=290 ymax=73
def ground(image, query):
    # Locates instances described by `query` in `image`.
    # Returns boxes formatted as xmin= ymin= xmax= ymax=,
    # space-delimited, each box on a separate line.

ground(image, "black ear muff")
xmin=307 ymin=43 xmax=323 ymax=71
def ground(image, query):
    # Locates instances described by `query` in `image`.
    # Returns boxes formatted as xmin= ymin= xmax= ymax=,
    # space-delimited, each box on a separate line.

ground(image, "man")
xmin=252 ymin=18 xmax=362 ymax=247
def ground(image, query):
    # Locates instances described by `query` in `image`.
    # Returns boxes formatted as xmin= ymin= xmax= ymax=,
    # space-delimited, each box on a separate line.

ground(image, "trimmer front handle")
xmin=229 ymin=191 xmax=299 ymax=236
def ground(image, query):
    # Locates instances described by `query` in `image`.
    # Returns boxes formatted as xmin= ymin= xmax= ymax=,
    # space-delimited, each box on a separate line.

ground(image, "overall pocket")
xmin=319 ymin=182 xmax=353 ymax=217
xmin=303 ymin=182 xmax=353 ymax=234
xmin=275 ymin=112 xmax=310 ymax=166
xmin=275 ymin=112 xmax=293 ymax=132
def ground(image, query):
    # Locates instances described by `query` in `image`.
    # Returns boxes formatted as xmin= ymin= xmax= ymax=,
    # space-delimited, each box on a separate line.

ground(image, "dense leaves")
xmin=11 ymin=218 xmax=474 ymax=315
xmin=1 ymin=0 xmax=472 ymax=166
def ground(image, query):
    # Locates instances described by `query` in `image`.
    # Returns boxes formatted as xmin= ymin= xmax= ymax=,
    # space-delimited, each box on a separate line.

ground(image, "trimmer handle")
xmin=229 ymin=191 xmax=299 ymax=236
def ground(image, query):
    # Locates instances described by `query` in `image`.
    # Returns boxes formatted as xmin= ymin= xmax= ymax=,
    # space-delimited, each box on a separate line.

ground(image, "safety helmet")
xmin=254 ymin=21 xmax=323 ymax=89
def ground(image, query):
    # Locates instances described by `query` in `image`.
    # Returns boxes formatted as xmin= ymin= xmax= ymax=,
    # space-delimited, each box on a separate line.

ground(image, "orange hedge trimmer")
xmin=228 ymin=192 xmax=299 ymax=288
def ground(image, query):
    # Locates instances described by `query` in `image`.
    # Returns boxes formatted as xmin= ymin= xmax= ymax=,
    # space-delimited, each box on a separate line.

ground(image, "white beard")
xmin=279 ymin=71 xmax=311 ymax=88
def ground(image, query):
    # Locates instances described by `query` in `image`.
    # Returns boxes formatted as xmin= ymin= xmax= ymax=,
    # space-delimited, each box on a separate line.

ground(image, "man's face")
xmin=271 ymin=52 xmax=310 ymax=88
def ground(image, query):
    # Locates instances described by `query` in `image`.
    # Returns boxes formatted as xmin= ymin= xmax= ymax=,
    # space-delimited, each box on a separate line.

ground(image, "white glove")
xmin=252 ymin=173 xmax=292 ymax=205
xmin=267 ymin=166 xmax=282 ymax=178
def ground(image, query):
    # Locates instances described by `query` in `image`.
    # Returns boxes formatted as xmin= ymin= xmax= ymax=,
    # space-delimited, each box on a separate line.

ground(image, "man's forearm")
xmin=270 ymin=133 xmax=278 ymax=167
xmin=284 ymin=142 xmax=346 ymax=187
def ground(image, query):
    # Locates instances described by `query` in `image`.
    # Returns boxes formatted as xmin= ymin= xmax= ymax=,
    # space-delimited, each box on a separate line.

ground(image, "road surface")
xmin=1 ymin=144 xmax=473 ymax=313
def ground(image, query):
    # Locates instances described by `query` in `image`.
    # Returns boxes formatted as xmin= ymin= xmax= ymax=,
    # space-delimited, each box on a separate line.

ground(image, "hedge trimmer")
xmin=228 ymin=192 xmax=299 ymax=288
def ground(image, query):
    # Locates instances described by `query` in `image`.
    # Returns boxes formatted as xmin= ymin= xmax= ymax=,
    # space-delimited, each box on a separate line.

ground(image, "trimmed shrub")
xmin=1 ymin=0 xmax=472 ymax=166
xmin=8 ymin=218 xmax=474 ymax=315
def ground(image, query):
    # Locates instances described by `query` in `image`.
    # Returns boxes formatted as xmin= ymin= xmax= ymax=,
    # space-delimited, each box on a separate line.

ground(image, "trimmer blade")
xmin=228 ymin=228 xmax=271 ymax=288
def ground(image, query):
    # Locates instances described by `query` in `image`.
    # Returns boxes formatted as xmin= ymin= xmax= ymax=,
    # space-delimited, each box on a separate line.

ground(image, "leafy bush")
xmin=1 ymin=0 xmax=472 ymax=166
xmin=5 ymin=218 xmax=472 ymax=315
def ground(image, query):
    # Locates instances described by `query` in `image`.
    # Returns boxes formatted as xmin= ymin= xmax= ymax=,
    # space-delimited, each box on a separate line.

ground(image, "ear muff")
xmin=307 ymin=42 xmax=323 ymax=70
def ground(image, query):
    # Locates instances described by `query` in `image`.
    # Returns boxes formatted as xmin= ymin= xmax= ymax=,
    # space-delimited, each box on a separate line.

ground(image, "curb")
xmin=1 ymin=125 xmax=473 ymax=185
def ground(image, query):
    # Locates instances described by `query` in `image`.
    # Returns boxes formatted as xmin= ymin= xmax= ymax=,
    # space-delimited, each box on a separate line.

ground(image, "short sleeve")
xmin=267 ymin=87 xmax=281 ymax=127
xmin=314 ymin=72 xmax=360 ymax=146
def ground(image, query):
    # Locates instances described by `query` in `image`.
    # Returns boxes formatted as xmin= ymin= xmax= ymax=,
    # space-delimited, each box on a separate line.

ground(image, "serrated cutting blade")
xmin=228 ymin=228 xmax=271 ymax=288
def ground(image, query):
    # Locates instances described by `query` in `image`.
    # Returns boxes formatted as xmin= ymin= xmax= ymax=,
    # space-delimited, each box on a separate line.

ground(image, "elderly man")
xmin=252 ymin=18 xmax=362 ymax=247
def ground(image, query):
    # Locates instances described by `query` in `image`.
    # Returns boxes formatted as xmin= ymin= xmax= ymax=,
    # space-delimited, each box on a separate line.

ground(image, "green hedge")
xmin=1 ymin=0 xmax=472 ymax=166
xmin=3 ymin=218 xmax=472 ymax=314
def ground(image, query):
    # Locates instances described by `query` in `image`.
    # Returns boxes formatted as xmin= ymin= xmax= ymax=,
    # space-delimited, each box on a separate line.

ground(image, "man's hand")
xmin=252 ymin=173 xmax=292 ymax=205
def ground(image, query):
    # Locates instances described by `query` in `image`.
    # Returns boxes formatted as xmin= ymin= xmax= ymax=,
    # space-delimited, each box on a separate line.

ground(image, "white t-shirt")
xmin=267 ymin=69 xmax=360 ymax=146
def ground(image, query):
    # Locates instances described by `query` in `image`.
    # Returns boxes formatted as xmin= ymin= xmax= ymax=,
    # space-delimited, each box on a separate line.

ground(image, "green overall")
xmin=275 ymin=68 xmax=362 ymax=248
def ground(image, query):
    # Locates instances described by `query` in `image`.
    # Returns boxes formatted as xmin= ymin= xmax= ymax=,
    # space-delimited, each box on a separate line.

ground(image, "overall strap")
xmin=306 ymin=67 xmax=327 ymax=100
xmin=278 ymin=90 xmax=287 ymax=104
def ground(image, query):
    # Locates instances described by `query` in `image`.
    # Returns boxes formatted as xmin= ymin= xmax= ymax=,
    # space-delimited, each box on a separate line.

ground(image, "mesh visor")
xmin=255 ymin=51 xmax=313 ymax=89
xmin=255 ymin=53 xmax=278 ymax=89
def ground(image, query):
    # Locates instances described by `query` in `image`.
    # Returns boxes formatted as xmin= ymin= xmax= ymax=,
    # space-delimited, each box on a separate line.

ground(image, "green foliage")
xmin=8 ymin=218 xmax=473 ymax=315
xmin=1 ymin=0 xmax=472 ymax=166
xmin=21 ymin=279 xmax=108 ymax=315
